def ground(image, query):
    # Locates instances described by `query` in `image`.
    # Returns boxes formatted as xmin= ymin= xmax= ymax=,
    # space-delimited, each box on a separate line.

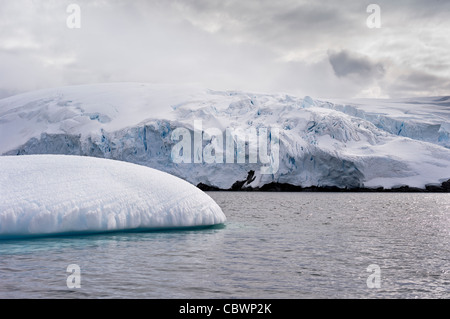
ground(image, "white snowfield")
xmin=0 ymin=83 xmax=449 ymax=189
xmin=0 ymin=155 xmax=226 ymax=239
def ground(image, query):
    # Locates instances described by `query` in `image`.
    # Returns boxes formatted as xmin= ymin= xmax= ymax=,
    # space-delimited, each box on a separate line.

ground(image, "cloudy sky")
xmin=0 ymin=0 xmax=449 ymax=99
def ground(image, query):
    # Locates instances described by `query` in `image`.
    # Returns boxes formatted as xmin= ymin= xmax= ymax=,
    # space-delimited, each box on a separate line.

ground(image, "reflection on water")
xmin=0 ymin=193 xmax=449 ymax=298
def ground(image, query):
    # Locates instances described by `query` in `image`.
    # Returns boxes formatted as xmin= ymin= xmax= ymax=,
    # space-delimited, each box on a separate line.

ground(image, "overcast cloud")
xmin=0 ymin=0 xmax=449 ymax=99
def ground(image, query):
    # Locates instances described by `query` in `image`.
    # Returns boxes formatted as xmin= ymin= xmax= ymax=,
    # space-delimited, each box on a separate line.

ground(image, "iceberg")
xmin=0 ymin=155 xmax=226 ymax=239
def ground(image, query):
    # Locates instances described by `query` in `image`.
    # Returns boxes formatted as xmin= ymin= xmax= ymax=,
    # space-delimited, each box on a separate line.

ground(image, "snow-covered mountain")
xmin=0 ymin=83 xmax=449 ymax=190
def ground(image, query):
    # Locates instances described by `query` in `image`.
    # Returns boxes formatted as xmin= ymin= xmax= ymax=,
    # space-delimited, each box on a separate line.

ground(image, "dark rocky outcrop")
xmin=198 ymin=173 xmax=450 ymax=193
xmin=230 ymin=170 xmax=256 ymax=190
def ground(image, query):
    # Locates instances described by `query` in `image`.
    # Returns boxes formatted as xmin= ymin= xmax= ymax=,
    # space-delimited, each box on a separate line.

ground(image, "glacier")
xmin=0 ymin=155 xmax=226 ymax=239
xmin=0 ymin=83 xmax=449 ymax=190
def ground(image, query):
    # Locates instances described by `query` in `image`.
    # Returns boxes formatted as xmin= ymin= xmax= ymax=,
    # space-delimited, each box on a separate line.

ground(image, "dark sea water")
xmin=0 ymin=192 xmax=449 ymax=299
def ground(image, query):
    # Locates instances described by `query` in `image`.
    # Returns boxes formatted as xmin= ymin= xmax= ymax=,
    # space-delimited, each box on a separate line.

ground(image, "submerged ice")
xmin=0 ymin=155 xmax=226 ymax=239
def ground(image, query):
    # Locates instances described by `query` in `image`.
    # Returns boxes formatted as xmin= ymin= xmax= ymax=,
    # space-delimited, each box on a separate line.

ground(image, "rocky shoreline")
xmin=197 ymin=171 xmax=450 ymax=193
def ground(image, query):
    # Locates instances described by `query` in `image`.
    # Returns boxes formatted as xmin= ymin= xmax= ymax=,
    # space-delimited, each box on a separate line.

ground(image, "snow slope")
xmin=0 ymin=83 xmax=449 ymax=190
xmin=0 ymin=155 xmax=226 ymax=239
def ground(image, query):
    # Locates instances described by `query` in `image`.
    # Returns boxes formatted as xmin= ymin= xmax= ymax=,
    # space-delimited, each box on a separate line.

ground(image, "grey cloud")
xmin=328 ymin=50 xmax=385 ymax=81
xmin=169 ymin=0 xmax=362 ymax=52
xmin=382 ymin=69 xmax=450 ymax=97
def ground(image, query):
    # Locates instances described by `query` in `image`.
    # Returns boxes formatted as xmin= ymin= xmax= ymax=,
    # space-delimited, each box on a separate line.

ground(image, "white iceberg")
xmin=0 ymin=155 xmax=226 ymax=239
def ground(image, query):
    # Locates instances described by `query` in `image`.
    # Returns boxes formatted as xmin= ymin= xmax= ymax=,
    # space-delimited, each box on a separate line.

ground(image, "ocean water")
xmin=0 ymin=192 xmax=449 ymax=299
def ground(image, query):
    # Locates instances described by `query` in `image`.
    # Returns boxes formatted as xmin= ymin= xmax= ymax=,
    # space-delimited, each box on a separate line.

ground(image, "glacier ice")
xmin=0 ymin=155 xmax=226 ymax=239
xmin=0 ymin=83 xmax=449 ymax=190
